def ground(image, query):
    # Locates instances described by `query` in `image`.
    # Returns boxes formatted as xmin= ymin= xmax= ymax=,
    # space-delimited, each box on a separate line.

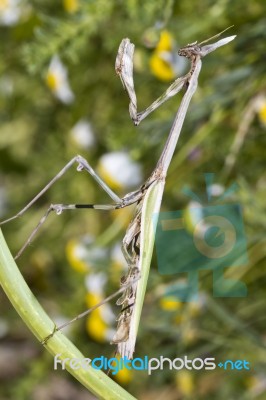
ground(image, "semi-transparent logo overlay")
xmin=54 ymin=354 xmax=251 ymax=375
xmin=154 ymin=174 xmax=248 ymax=301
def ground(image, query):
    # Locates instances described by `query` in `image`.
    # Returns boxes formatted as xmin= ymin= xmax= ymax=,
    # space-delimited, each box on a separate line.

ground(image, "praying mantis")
xmin=0 ymin=28 xmax=236 ymax=359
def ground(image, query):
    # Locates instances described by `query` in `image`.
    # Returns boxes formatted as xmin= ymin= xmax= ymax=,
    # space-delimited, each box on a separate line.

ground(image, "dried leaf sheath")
xmin=117 ymin=180 xmax=165 ymax=359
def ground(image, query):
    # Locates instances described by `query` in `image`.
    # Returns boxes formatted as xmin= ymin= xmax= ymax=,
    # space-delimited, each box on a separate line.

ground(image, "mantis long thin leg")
xmin=42 ymin=274 xmax=141 ymax=345
xmin=12 ymin=186 xmax=146 ymax=259
xmin=0 ymin=155 xmax=125 ymax=258
xmin=0 ymin=155 xmax=122 ymax=226
xmin=14 ymin=202 xmax=120 ymax=260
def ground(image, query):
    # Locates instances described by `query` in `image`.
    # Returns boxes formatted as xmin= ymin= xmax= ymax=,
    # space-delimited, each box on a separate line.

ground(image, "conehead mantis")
xmin=0 ymin=28 xmax=236 ymax=359
xmin=110 ymin=29 xmax=236 ymax=358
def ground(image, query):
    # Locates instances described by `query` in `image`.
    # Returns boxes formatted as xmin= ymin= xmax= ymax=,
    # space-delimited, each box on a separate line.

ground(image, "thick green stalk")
xmin=0 ymin=229 xmax=136 ymax=400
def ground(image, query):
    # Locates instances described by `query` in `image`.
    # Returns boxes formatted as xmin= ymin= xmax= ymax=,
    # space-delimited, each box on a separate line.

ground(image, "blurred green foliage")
xmin=0 ymin=0 xmax=266 ymax=399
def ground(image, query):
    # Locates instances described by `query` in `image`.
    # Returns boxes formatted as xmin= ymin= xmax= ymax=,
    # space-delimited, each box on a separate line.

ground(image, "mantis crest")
xmin=0 ymin=29 xmax=236 ymax=360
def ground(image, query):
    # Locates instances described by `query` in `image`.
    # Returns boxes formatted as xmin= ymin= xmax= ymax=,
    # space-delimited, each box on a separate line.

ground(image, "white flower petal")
xmin=56 ymin=83 xmax=75 ymax=104
xmin=111 ymin=242 xmax=127 ymax=269
xmin=98 ymin=152 xmax=142 ymax=189
xmin=99 ymin=304 xmax=116 ymax=324
xmin=47 ymin=55 xmax=75 ymax=104
xmin=49 ymin=55 xmax=67 ymax=78
xmin=209 ymin=183 xmax=224 ymax=197
xmin=158 ymin=51 xmax=187 ymax=76
xmin=71 ymin=119 xmax=95 ymax=149
xmin=0 ymin=0 xmax=22 ymax=26
xmin=85 ymin=272 xmax=107 ymax=294
xmin=105 ymin=328 xmax=116 ymax=341
xmin=53 ymin=315 xmax=72 ymax=335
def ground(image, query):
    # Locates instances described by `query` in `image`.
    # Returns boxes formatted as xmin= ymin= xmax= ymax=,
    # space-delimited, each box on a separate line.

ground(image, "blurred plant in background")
xmin=0 ymin=0 xmax=266 ymax=399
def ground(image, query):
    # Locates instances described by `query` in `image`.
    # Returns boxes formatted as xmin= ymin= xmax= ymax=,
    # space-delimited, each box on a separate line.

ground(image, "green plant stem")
xmin=0 ymin=229 xmax=136 ymax=400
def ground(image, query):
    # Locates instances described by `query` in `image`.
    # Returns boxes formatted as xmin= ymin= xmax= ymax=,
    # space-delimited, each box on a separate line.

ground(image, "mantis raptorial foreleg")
xmin=116 ymin=38 xmax=188 ymax=125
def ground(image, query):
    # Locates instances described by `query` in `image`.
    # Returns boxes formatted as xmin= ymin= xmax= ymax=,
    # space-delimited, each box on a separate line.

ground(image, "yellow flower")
xmin=66 ymin=236 xmax=108 ymax=274
xmin=149 ymin=30 xmax=186 ymax=82
xmin=150 ymin=52 xmax=175 ymax=81
xmin=156 ymin=30 xmax=173 ymax=52
xmin=258 ymin=102 xmax=266 ymax=126
xmin=0 ymin=0 xmax=8 ymax=11
xmin=0 ymin=0 xmax=22 ymax=26
xmin=159 ymin=296 xmax=183 ymax=311
xmin=46 ymin=55 xmax=74 ymax=104
xmin=63 ymin=0 xmax=79 ymax=13
xmin=98 ymin=162 xmax=122 ymax=191
xmin=66 ymin=239 xmax=90 ymax=274
xmin=176 ymin=370 xmax=194 ymax=396
xmin=86 ymin=310 xmax=108 ymax=343
xmin=110 ymin=205 xmax=134 ymax=228
xmin=85 ymin=289 xmax=116 ymax=343
xmin=182 ymin=200 xmax=203 ymax=234
xmin=85 ymin=291 xmax=102 ymax=307
xmin=115 ymin=356 xmax=133 ymax=384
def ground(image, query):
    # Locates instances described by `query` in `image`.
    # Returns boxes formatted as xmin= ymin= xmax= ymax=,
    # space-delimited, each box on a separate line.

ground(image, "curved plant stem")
xmin=0 ymin=229 xmax=136 ymax=400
